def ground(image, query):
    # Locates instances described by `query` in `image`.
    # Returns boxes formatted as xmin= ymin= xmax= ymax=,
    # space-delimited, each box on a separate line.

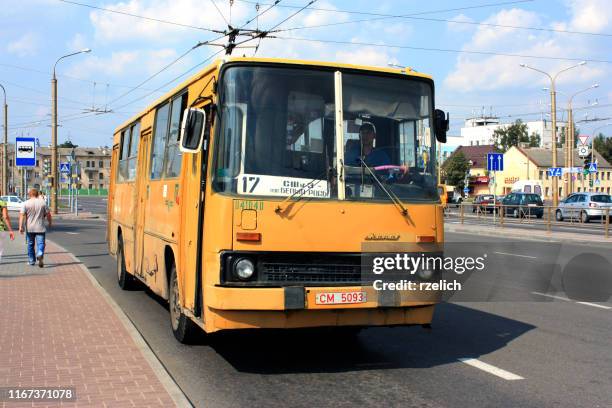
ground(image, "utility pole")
xmin=0 ymin=84 xmax=7 ymax=196
xmin=51 ymin=49 xmax=91 ymax=214
xmin=520 ymin=61 xmax=586 ymax=206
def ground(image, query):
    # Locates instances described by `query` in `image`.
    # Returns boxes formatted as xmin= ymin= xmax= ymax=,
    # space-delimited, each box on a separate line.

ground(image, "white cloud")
xmin=447 ymin=13 xmax=475 ymax=32
xmin=66 ymin=49 xmax=179 ymax=78
xmin=7 ymin=32 xmax=39 ymax=57
xmin=443 ymin=3 xmax=610 ymax=93
xmin=566 ymin=0 xmax=611 ymax=33
xmin=89 ymin=0 xmax=251 ymax=43
xmin=335 ymin=47 xmax=395 ymax=68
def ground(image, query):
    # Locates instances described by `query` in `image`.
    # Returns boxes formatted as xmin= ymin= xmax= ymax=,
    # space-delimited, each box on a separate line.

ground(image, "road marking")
xmin=493 ymin=251 xmax=538 ymax=259
xmin=65 ymin=232 xmax=80 ymax=235
xmin=532 ymin=292 xmax=611 ymax=310
xmin=458 ymin=358 xmax=524 ymax=380
xmin=576 ymin=302 xmax=612 ymax=310
xmin=531 ymin=291 xmax=571 ymax=301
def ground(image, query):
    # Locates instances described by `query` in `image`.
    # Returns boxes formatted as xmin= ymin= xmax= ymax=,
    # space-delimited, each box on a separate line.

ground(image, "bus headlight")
xmin=235 ymin=258 xmax=255 ymax=280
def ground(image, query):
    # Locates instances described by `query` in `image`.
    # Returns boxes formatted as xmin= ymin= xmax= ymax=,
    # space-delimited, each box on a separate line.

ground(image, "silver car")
xmin=555 ymin=192 xmax=612 ymax=223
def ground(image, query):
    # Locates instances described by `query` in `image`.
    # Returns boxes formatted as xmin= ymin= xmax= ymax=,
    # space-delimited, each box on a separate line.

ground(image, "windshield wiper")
xmin=359 ymin=158 xmax=408 ymax=216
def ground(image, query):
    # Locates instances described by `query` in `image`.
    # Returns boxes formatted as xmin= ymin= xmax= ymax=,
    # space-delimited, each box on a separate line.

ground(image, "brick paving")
xmin=0 ymin=234 xmax=178 ymax=407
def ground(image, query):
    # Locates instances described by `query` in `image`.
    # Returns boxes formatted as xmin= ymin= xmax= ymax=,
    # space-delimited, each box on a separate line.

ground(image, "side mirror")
xmin=434 ymin=109 xmax=449 ymax=144
xmin=179 ymin=108 xmax=207 ymax=153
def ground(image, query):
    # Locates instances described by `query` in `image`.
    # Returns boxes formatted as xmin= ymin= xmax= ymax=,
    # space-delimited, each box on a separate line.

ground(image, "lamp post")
xmin=51 ymin=49 xmax=91 ymax=214
xmin=544 ymin=84 xmax=599 ymax=194
xmin=590 ymin=123 xmax=611 ymax=192
xmin=0 ymin=84 xmax=7 ymax=196
xmin=520 ymin=61 xmax=586 ymax=206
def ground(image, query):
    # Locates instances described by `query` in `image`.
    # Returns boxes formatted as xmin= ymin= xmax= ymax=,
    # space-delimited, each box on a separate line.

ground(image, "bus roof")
xmin=113 ymin=56 xmax=433 ymax=133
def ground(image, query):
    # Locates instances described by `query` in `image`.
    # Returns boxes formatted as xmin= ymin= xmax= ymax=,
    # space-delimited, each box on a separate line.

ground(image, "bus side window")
xmin=151 ymin=103 xmax=170 ymax=179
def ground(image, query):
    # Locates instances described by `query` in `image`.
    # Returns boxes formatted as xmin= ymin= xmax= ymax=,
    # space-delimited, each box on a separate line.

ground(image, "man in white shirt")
xmin=19 ymin=189 xmax=52 ymax=267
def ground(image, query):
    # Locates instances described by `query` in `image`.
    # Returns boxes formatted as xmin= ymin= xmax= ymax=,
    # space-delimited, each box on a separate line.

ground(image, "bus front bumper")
xmin=207 ymin=284 xmax=439 ymax=311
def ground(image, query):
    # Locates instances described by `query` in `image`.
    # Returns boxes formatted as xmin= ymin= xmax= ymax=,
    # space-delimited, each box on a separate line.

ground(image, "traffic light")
xmin=42 ymin=158 xmax=50 ymax=176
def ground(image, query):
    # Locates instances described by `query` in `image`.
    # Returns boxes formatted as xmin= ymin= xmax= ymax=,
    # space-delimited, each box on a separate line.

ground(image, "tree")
xmin=442 ymin=151 xmax=469 ymax=190
xmin=492 ymin=120 xmax=532 ymax=152
xmin=528 ymin=132 xmax=541 ymax=147
xmin=593 ymin=133 xmax=612 ymax=164
xmin=58 ymin=141 xmax=78 ymax=148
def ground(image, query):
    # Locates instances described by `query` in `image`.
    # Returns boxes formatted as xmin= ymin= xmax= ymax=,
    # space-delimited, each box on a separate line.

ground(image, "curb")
xmin=49 ymin=239 xmax=193 ymax=408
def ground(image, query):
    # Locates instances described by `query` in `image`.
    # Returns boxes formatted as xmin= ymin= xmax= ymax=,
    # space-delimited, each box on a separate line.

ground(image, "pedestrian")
xmin=0 ymin=197 xmax=16 ymax=261
xmin=18 ymin=188 xmax=52 ymax=267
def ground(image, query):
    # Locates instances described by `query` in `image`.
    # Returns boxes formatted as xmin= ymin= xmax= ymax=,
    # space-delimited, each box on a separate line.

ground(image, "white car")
xmin=0 ymin=195 xmax=24 ymax=211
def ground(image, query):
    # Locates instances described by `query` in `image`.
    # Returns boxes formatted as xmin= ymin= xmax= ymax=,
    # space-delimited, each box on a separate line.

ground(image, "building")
xmin=443 ymin=144 xmax=500 ymax=195
xmin=459 ymin=116 xmax=567 ymax=149
xmin=492 ymin=146 xmax=612 ymax=199
xmin=0 ymin=144 xmax=111 ymax=195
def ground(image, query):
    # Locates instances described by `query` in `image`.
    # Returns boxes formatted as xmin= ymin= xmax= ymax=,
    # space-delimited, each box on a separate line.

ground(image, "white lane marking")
xmin=458 ymin=358 xmax=524 ymax=380
xmin=65 ymin=232 xmax=80 ymax=235
xmin=532 ymin=292 xmax=611 ymax=310
xmin=531 ymin=291 xmax=571 ymax=301
xmin=494 ymin=251 xmax=538 ymax=259
xmin=576 ymin=302 xmax=612 ymax=310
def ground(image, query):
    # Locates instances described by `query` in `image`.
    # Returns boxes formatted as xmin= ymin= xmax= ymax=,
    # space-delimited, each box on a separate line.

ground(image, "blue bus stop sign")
xmin=15 ymin=137 xmax=36 ymax=167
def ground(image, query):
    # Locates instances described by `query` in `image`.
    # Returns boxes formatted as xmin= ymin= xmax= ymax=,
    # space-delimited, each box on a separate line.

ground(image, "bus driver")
xmin=344 ymin=123 xmax=391 ymax=167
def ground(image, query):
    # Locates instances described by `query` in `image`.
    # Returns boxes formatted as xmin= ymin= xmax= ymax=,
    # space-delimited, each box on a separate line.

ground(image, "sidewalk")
xmin=0 ymin=235 xmax=189 ymax=407
xmin=445 ymin=221 xmax=612 ymax=246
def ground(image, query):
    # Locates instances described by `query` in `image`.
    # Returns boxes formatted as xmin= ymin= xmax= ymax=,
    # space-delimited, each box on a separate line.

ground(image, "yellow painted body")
xmin=108 ymin=57 xmax=444 ymax=333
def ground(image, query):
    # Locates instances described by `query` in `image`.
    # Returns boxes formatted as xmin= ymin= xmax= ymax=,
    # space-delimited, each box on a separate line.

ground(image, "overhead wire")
xmin=57 ymin=0 xmax=224 ymax=33
xmin=268 ymin=36 xmax=612 ymax=64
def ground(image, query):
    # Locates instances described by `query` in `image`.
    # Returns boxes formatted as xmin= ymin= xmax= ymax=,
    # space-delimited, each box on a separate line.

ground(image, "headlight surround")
xmin=234 ymin=258 xmax=255 ymax=280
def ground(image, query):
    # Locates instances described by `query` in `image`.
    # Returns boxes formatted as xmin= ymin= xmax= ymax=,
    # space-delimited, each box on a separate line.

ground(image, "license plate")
xmin=528 ymin=204 xmax=537 ymax=207
xmin=315 ymin=291 xmax=367 ymax=305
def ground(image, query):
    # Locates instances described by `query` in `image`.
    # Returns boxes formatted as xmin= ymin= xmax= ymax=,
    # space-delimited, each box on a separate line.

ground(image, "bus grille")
xmin=260 ymin=262 xmax=362 ymax=284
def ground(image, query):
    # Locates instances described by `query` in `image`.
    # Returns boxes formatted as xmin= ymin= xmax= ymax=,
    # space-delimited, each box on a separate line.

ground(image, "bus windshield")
xmin=213 ymin=65 xmax=437 ymax=202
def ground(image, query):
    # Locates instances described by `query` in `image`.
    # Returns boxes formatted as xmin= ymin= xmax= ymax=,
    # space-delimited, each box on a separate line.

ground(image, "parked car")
xmin=555 ymin=193 xmax=612 ymax=223
xmin=472 ymin=194 xmax=496 ymax=213
xmin=501 ymin=192 xmax=544 ymax=218
xmin=0 ymin=195 xmax=24 ymax=211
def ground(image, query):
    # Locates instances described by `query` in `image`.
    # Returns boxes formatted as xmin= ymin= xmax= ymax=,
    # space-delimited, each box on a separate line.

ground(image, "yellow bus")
xmin=108 ymin=57 xmax=449 ymax=342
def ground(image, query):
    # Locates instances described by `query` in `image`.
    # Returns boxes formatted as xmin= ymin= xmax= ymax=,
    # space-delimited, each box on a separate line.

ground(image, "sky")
xmin=1 ymin=0 xmax=611 ymax=147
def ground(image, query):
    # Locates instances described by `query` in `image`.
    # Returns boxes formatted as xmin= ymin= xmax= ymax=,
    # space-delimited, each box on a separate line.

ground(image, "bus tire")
xmin=117 ymin=238 xmax=135 ymax=290
xmin=169 ymin=263 xmax=198 ymax=344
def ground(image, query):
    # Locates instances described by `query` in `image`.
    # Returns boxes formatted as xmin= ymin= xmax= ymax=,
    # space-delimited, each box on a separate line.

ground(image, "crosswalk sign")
xmin=589 ymin=163 xmax=598 ymax=173
xmin=59 ymin=162 xmax=71 ymax=173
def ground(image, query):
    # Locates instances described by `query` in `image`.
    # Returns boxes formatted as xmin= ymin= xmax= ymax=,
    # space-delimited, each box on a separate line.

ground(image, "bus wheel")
xmin=117 ymin=238 xmax=135 ymax=290
xmin=169 ymin=263 xmax=198 ymax=344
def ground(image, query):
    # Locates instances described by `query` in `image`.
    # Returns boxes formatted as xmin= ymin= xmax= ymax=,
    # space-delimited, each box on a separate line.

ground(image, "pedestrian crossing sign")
xmin=60 ymin=162 xmax=71 ymax=173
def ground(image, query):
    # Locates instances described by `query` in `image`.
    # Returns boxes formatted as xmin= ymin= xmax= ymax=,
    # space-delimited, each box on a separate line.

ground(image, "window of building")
xmin=36 ymin=160 xmax=40 ymax=167
xmin=99 ymin=184 xmax=104 ymax=189
xmin=539 ymin=171 xmax=544 ymax=180
xmin=607 ymin=171 xmax=610 ymax=180
xmin=99 ymin=173 xmax=104 ymax=180
xmin=150 ymin=92 xmax=187 ymax=179
xmin=577 ymin=187 xmax=581 ymax=192
xmin=99 ymin=160 xmax=103 ymax=168
xmin=88 ymin=184 xmax=93 ymax=189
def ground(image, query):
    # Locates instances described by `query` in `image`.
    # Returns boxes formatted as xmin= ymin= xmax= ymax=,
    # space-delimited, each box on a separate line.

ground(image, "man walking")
xmin=19 ymin=188 xmax=52 ymax=267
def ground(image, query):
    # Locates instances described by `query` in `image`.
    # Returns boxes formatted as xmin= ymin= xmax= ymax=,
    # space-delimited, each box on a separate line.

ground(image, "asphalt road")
xmin=44 ymin=219 xmax=612 ymax=408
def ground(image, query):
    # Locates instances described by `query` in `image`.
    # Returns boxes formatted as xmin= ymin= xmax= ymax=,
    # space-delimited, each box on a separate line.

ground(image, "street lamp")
xmin=0 ymin=84 xmax=7 ymax=196
xmin=51 ymin=48 xmax=91 ymax=214
xmin=589 ymin=123 xmax=611 ymax=192
xmin=520 ymin=61 xmax=586 ymax=206
xmin=543 ymin=83 xmax=599 ymax=194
